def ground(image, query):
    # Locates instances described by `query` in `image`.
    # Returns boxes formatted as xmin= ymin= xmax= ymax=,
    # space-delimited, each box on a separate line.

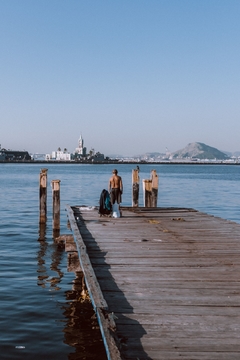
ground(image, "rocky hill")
xmin=108 ymin=142 xmax=235 ymax=161
xmin=171 ymin=142 xmax=229 ymax=160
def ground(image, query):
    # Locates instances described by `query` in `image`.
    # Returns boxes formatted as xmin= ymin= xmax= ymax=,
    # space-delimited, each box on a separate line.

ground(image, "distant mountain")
xmin=108 ymin=143 xmax=238 ymax=161
xmin=223 ymin=150 xmax=240 ymax=157
xmin=134 ymin=152 xmax=164 ymax=159
xmin=171 ymin=142 xmax=229 ymax=160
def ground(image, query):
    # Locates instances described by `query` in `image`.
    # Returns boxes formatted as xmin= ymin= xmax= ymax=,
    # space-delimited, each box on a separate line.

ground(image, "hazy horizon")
xmin=2 ymin=140 xmax=239 ymax=159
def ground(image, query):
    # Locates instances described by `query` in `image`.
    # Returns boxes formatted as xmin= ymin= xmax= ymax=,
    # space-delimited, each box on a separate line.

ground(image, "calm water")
xmin=0 ymin=163 xmax=240 ymax=359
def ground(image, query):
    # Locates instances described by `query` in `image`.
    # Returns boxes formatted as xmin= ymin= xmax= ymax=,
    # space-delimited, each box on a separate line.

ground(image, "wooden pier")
xmin=66 ymin=205 xmax=240 ymax=360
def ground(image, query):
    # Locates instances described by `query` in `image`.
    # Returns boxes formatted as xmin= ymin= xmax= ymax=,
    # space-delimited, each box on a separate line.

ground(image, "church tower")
xmin=75 ymin=134 xmax=86 ymax=156
xmin=78 ymin=134 xmax=83 ymax=150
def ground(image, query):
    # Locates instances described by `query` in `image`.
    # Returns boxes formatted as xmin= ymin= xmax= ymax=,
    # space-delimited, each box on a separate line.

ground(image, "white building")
xmin=47 ymin=148 xmax=71 ymax=161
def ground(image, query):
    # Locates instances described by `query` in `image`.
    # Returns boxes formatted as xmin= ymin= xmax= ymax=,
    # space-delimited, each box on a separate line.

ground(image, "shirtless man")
xmin=108 ymin=169 xmax=123 ymax=205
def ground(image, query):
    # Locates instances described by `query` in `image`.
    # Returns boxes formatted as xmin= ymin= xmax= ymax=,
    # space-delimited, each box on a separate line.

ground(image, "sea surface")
xmin=0 ymin=163 xmax=240 ymax=359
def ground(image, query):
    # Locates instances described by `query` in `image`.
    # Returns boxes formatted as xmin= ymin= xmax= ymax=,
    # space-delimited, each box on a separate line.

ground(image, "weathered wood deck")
xmin=66 ymin=205 xmax=240 ymax=360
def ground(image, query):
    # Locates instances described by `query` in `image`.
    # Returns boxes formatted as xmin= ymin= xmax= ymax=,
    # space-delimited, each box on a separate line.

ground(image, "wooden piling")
xmin=39 ymin=168 xmax=48 ymax=223
xmin=142 ymin=179 xmax=152 ymax=207
xmin=143 ymin=170 xmax=159 ymax=207
xmin=151 ymin=169 xmax=159 ymax=207
xmin=38 ymin=223 xmax=46 ymax=241
xmin=132 ymin=168 xmax=140 ymax=207
xmin=51 ymin=180 xmax=61 ymax=238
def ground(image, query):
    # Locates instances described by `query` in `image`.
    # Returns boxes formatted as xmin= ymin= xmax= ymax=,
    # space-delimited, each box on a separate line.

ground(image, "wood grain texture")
xmin=68 ymin=205 xmax=240 ymax=360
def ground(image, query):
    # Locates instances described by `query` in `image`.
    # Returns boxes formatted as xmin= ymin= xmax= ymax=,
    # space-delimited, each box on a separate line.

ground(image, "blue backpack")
xmin=104 ymin=192 xmax=111 ymax=211
xmin=99 ymin=189 xmax=112 ymax=215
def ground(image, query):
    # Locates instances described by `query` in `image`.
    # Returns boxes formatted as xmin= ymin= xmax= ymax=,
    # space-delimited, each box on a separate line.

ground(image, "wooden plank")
xmin=66 ymin=205 xmax=121 ymax=360
xmin=68 ymin=205 xmax=240 ymax=360
xmin=113 ymin=305 xmax=240 ymax=316
xmin=66 ymin=205 xmax=107 ymax=309
xmin=115 ymin=313 xmax=240 ymax=326
xmin=126 ymin=337 xmax=240 ymax=350
xmin=96 ymin=308 xmax=121 ymax=360
xmin=120 ymin=351 xmax=240 ymax=360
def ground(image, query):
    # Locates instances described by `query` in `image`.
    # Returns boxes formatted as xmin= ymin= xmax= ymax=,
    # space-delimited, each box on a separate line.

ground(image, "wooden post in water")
xmin=51 ymin=180 xmax=61 ymax=238
xmin=143 ymin=179 xmax=152 ymax=207
xmin=132 ymin=168 xmax=140 ymax=207
xmin=151 ymin=169 xmax=159 ymax=207
xmin=39 ymin=168 xmax=48 ymax=223
xmin=143 ymin=170 xmax=159 ymax=207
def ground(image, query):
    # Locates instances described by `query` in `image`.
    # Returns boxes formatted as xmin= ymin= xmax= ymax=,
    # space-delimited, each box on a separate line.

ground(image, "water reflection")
xmin=37 ymin=223 xmax=49 ymax=288
xmin=37 ymin=224 xmax=64 ymax=289
xmin=62 ymin=272 xmax=107 ymax=360
xmin=48 ymin=239 xmax=64 ymax=290
xmin=37 ymin=224 xmax=106 ymax=359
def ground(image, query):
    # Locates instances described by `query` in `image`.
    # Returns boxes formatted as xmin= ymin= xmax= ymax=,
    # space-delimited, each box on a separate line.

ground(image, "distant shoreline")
xmin=0 ymin=160 xmax=239 ymax=165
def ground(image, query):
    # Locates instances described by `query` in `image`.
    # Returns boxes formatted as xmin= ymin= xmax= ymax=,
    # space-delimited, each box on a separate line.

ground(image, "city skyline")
xmin=1 ymin=138 xmax=239 ymax=160
xmin=1 ymin=1 xmax=240 ymax=156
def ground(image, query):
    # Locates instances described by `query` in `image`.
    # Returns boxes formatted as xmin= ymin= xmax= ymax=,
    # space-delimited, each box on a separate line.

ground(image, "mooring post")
xmin=132 ymin=168 xmax=140 ymax=207
xmin=51 ymin=180 xmax=61 ymax=238
xmin=39 ymin=168 xmax=48 ymax=224
xmin=143 ymin=170 xmax=159 ymax=207
xmin=143 ymin=179 xmax=152 ymax=207
xmin=151 ymin=169 xmax=159 ymax=207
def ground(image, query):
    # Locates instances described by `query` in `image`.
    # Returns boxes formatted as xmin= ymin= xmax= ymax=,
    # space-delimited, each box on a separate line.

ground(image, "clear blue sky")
xmin=1 ymin=0 xmax=240 ymax=156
